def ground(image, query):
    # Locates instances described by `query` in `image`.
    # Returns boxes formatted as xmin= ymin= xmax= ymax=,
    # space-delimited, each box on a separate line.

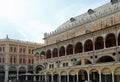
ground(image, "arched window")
xmin=59 ymin=46 xmax=65 ymax=57
xmin=52 ymin=48 xmax=58 ymax=58
xmin=66 ymin=44 xmax=73 ymax=55
xmin=105 ymin=33 xmax=116 ymax=48
xmin=46 ymin=50 xmax=51 ymax=59
xmin=95 ymin=37 xmax=104 ymax=50
xmin=75 ymin=42 xmax=82 ymax=54
xmin=84 ymin=39 xmax=93 ymax=52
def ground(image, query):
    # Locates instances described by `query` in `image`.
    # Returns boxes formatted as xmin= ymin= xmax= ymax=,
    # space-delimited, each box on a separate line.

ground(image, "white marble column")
xmin=112 ymin=72 xmax=115 ymax=82
xmin=67 ymin=75 xmax=69 ymax=82
xmin=87 ymin=72 xmax=90 ymax=81
xmin=99 ymin=73 xmax=101 ymax=82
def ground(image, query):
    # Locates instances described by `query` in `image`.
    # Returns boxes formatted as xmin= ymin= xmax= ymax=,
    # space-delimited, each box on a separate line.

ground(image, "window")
xmin=29 ymin=49 xmax=31 ymax=54
xmin=19 ymin=58 xmax=22 ymax=64
xmin=14 ymin=57 xmax=16 ymax=63
xmin=23 ymin=48 xmax=25 ymax=53
xmin=28 ymin=59 xmax=31 ymax=64
xmin=63 ymin=62 xmax=68 ymax=67
xmin=20 ymin=48 xmax=22 ymax=53
xmin=23 ymin=58 xmax=26 ymax=64
xmin=10 ymin=57 xmax=12 ymax=63
xmin=10 ymin=47 xmax=13 ymax=52
xmin=32 ymin=59 xmax=34 ymax=64
xmin=14 ymin=47 xmax=16 ymax=52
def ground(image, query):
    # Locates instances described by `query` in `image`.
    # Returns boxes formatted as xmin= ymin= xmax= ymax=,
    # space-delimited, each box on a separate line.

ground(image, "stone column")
xmin=16 ymin=68 xmax=19 ymax=81
xmin=52 ymin=75 xmax=53 ymax=82
xmin=4 ymin=65 xmax=9 ymax=82
xmin=99 ymin=73 xmax=101 ymax=82
xmin=76 ymin=74 xmax=79 ymax=82
xmin=87 ymin=72 xmax=90 ymax=81
xmin=59 ymin=74 xmax=61 ymax=82
xmin=65 ymin=46 xmax=67 ymax=56
xmin=34 ymin=76 xmax=36 ymax=81
xmin=67 ymin=75 xmax=69 ymax=82
xmin=26 ymin=68 xmax=28 ymax=80
xmin=112 ymin=72 xmax=115 ymax=82
xmin=103 ymin=37 xmax=106 ymax=49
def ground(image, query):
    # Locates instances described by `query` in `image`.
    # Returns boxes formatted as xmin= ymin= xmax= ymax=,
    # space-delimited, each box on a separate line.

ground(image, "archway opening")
xmin=101 ymin=68 xmax=112 ymax=82
xmin=9 ymin=66 xmax=17 ymax=81
xmin=105 ymin=33 xmax=116 ymax=48
xmin=95 ymin=36 xmax=104 ymax=50
xmin=40 ymin=51 xmax=45 ymax=59
xmin=18 ymin=66 xmax=26 ymax=81
xmin=61 ymin=71 xmax=67 ymax=82
xmin=69 ymin=70 xmax=77 ymax=82
xmin=53 ymin=48 xmax=58 ymax=58
xmin=114 ymin=67 xmax=120 ymax=82
xmin=84 ymin=39 xmax=93 ymax=52
xmin=67 ymin=44 xmax=73 ymax=55
xmin=78 ymin=70 xmax=88 ymax=82
xmin=75 ymin=42 xmax=82 ymax=54
xmin=90 ymin=69 xmax=99 ymax=82
xmin=46 ymin=72 xmax=52 ymax=82
xmin=59 ymin=46 xmax=65 ymax=57
xmin=53 ymin=72 xmax=59 ymax=82
xmin=46 ymin=50 xmax=51 ymax=59
xmin=96 ymin=56 xmax=115 ymax=63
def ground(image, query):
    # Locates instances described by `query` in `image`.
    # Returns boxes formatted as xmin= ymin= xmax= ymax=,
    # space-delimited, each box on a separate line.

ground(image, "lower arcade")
xmin=2 ymin=63 xmax=118 ymax=82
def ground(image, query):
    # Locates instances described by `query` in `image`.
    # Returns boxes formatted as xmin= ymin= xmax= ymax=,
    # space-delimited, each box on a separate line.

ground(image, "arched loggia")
xmin=78 ymin=70 xmax=88 ymax=82
xmin=46 ymin=50 xmax=51 ymax=59
xmin=66 ymin=44 xmax=73 ymax=55
xmin=95 ymin=36 xmax=104 ymax=50
xmin=59 ymin=46 xmax=65 ymax=57
xmin=101 ymin=68 xmax=112 ymax=82
xmin=84 ymin=39 xmax=93 ymax=52
xmin=105 ymin=33 xmax=116 ymax=48
xmin=90 ymin=69 xmax=99 ymax=82
xmin=75 ymin=42 xmax=83 ymax=54
xmin=52 ymin=48 xmax=58 ymax=58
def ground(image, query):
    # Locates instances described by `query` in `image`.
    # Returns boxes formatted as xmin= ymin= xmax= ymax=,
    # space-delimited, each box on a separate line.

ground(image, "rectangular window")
xmin=19 ymin=58 xmax=22 ymax=64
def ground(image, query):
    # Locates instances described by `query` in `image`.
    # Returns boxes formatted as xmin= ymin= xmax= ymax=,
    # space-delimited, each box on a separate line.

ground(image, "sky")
xmin=0 ymin=0 xmax=109 ymax=43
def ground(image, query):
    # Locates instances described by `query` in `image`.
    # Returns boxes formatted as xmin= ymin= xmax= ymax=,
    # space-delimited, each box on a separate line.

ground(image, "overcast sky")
xmin=0 ymin=0 xmax=109 ymax=43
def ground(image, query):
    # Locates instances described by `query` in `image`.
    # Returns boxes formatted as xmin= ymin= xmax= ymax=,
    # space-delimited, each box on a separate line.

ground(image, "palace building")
xmin=34 ymin=0 xmax=120 ymax=82
xmin=0 ymin=36 xmax=42 ymax=82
